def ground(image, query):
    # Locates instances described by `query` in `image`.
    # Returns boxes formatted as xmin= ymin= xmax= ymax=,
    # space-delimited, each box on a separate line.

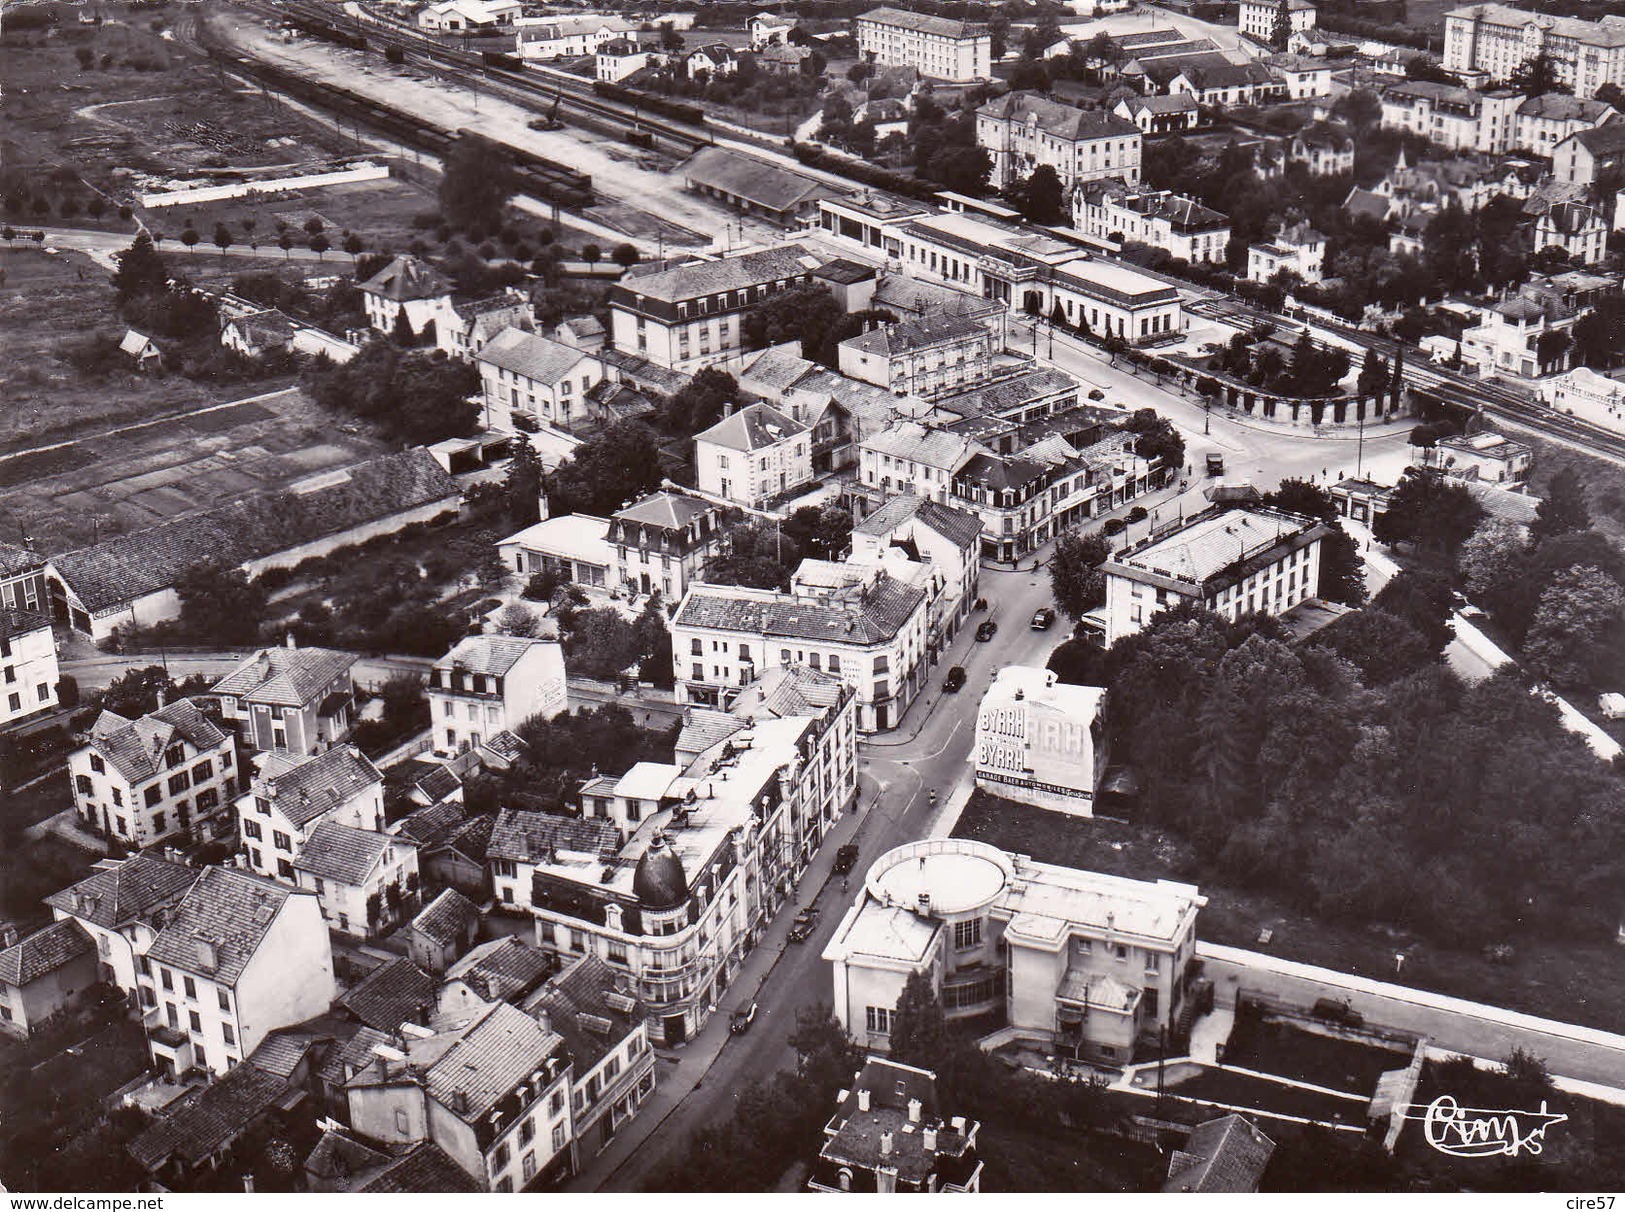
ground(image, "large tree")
xmin=740 ymin=285 xmax=844 ymax=357
xmin=1523 ymin=565 xmax=1625 ymax=687
xmin=1012 ymin=164 xmax=1065 ymax=225
xmin=545 ymin=420 xmax=662 ymax=515
xmin=302 ymin=340 xmax=480 ymax=445
xmin=1259 ymin=480 xmax=1367 ymax=606
xmin=1050 ymin=530 xmax=1113 ymax=619
xmin=561 ymin=607 xmax=641 ymax=681
xmin=887 ymin=970 xmax=950 ymax=1070
xmin=110 ymin=232 xmax=168 ymax=307
xmin=1531 ymin=467 xmax=1591 ymax=542
xmin=175 ymin=564 xmax=269 ymax=646
xmin=1372 ymin=471 xmax=1484 ymax=555
xmin=504 ymin=432 xmax=543 ymax=528
xmin=439 ymin=134 xmax=517 ymax=233
xmin=664 ymin=367 xmax=739 ymax=434
xmin=704 ymin=520 xmax=801 ymax=590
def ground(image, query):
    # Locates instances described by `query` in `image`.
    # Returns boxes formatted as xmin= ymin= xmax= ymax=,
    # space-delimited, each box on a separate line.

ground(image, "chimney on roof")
xmin=0 ymin=923 xmax=17 ymax=949
xmin=917 ymin=892 xmax=931 ymax=914
xmin=155 ymin=685 xmax=167 ymax=710
xmin=722 ymin=400 xmax=734 ymax=418
xmin=858 ymin=1088 xmax=871 ymax=1112
xmin=196 ymin=938 xmax=218 ymax=972
xmin=536 ymin=1009 xmax=550 ymax=1034
xmin=285 ymin=632 xmax=297 ymax=650
xmin=923 ymin=1125 xmax=939 ymax=1151
xmin=879 ymin=1132 xmax=893 ymax=1157
xmin=907 ymin=1098 xmax=922 ymax=1123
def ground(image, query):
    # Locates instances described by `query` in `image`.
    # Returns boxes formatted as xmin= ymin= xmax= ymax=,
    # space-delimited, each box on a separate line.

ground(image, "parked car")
xmin=1088 ymin=388 xmax=1106 ymax=401
xmin=942 ymin=665 xmax=967 ymax=692
xmin=1311 ymin=996 xmax=1363 ymax=1028
xmin=730 ymin=1002 xmax=758 ymax=1034
xmin=1031 ymin=607 xmax=1055 ymax=630
xmin=787 ymin=908 xmax=819 ymax=942
xmin=976 ymin=620 xmax=998 ymax=641
xmin=1206 ymin=453 xmax=1225 ymax=476
xmin=834 ymin=844 xmax=860 ymax=874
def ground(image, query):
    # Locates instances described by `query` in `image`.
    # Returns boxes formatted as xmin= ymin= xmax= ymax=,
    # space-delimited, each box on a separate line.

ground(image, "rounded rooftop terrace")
xmin=864 ymin=838 xmax=1013 ymax=918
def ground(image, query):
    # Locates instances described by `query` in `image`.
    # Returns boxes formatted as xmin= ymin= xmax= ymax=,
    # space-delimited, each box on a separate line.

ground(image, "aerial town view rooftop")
xmin=2 ymin=0 xmax=1625 ymax=1198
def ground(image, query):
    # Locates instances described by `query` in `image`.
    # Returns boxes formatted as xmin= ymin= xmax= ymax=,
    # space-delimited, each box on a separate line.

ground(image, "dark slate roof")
xmin=445 ymin=937 xmax=553 ymax=1004
xmin=813 ymin=257 xmax=877 ymax=286
xmin=694 ymin=401 xmax=807 ymax=453
xmin=1163 ymin=1115 xmax=1276 ymax=1193
xmin=144 ymin=867 xmax=300 ymax=987
xmin=525 ymin=955 xmax=642 ymax=1073
xmin=0 ymin=541 xmax=43 ymax=577
xmin=359 ymin=255 xmax=453 ymax=302
xmin=318 ymin=1022 xmax=395 ymax=1090
xmin=854 ymin=494 xmax=983 ymax=552
xmin=978 ymin=91 xmax=1139 ymax=142
xmin=822 ymin=1057 xmax=969 ymax=1184
xmin=0 ymin=920 xmax=94 ymax=988
xmin=336 ymin=956 xmax=437 ymax=1032
xmin=0 ymin=608 xmax=51 ymax=643
xmin=488 ymin=808 xmax=621 ymax=863
xmin=682 ymin=146 xmax=831 ymax=214
xmin=842 ymin=313 xmax=989 ymax=358
xmin=388 ymin=1001 xmax=563 ymax=1124
xmin=357 ymin=1142 xmax=481 ymax=1193
xmin=394 ymin=798 xmax=468 ymax=844
xmin=128 ymin=1063 xmax=294 ymax=1171
xmin=434 ymin=814 xmax=495 ymax=865
xmin=258 ymin=744 xmax=382 ymax=829
xmin=212 ymin=647 xmax=357 ymax=709
xmin=295 ymin=821 xmax=405 ymax=885
xmin=46 ymin=853 xmax=199 ymax=929
xmin=611 ymin=489 xmax=713 ymax=533
xmin=675 ymin=573 xmax=927 ymax=644
xmin=956 ymin=452 xmax=1047 ymax=491
xmin=52 ymin=451 xmax=458 ymax=612
xmin=411 ymin=888 xmax=480 ymax=947
xmin=1570 ymin=123 xmax=1625 ymax=156
xmin=83 ymin=700 xmax=229 ymax=785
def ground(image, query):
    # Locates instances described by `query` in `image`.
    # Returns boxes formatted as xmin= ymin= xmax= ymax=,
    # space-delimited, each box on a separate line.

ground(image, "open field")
xmin=0 ymin=376 xmax=392 ymax=554
xmin=951 ymin=790 xmax=1625 ymax=1038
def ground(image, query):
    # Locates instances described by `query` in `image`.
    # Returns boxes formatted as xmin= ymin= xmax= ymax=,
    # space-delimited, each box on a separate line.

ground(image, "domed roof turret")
xmin=632 ymin=833 xmax=688 ymax=911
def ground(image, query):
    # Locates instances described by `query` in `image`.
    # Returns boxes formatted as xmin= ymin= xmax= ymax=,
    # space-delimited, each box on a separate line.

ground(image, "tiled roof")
xmin=259 ymin=744 xmax=382 ymax=829
xmin=477 ymin=328 xmax=591 ymax=385
xmin=411 ymin=888 xmax=480 ymax=947
xmin=612 ymin=489 xmax=713 ymax=533
xmin=435 ymin=814 xmax=495 ymax=865
xmin=446 ymin=937 xmax=553 ymax=1004
xmin=128 ymin=1063 xmax=294 ymax=1171
xmin=739 ymin=344 xmax=821 ymax=394
xmin=1164 ymin=1115 xmax=1275 ymax=1193
xmin=0 ymin=541 xmax=43 ymax=577
xmin=394 ymin=798 xmax=468 ymax=844
xmin=617 ymin=243 xmax=820 ymax=305
xmin=304 ymin=1127 xmax=393 ymax=1187
xmin=930 ymin=366 xmax=1079 ymax=419
xmin=295 ymin=821 xmax=405 ymax=886
xmin=675 ymin=707 xmax=747 ymax=757
xmin=407 ymin=1001 xmax=564 ymax=1123
xmin=864 ymin=421 xmax=976 ymax=472
xmin=978 ymin=91 xmax=1139 ymax=142
xmin=488 ymin=808 xmax=620 ymax=863
xmin=318 ymin=1022 xmax=395 ymax=1090
xmin=357 ymin=1142 xmax=481 ymax=1193
xmin=0 ymin=920 xmax=93 ymax=987
xmin=732 ymin=662 xmax=849 ymax=720
xmin=46 ymin=853 xmax=199 ymax=929
xmin=822 ymin=1057 xmax=969 ymax=1183
xmin=144 ymin=866 xmax=300 ymax=987
xmin=682 ymin=146 xmax=832 ymax=214
xmin=674 ymin=573 xmax=926 ymax=644
xmin=388 ymin=758 xmax=463 ymax=808
xmin=249 ymin=1026 xmax=325 ymax=1078
xmin=1571 ymin=123 xmax=1625 ymax=155
xmin=84 ymin=699 xmax=229 ymax=785
xmin=1120 ymin=92 xmax=1199 ymax=114
xmin=337 ymin=956 xmax=437 ymax=1032
xmin=213 ymin=645 xmax=355 ymax=708
xmin=436 ymin=633 xmax=555 ymax=678
xmin=524 ymin=955 xmax=641 ymax=1073
xmin=52 ymin=450 xmax=457 ymax=612
xmin=359 ymin=256 xmax=453 ymax=302
xmin=842 ymin=313 xmax=989 ymax=357
xmin=0 ymin=608 xmax=51 ymax=643
xmin=597 ymin=348 xmax=693 ymax=397
xmin=694 ymin=401 xmax=807 ymax=453
xmin=855 ymin=494 xmax=983 ymax=552
xmin=858 ymin=5 xmax=983 ymax=38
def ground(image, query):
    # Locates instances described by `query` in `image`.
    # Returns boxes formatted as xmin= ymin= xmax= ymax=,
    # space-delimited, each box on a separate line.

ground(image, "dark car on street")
xmin=1031 ymin=608 xmax=1055 ymax=630
xmin=730 ymin=1002 xmax=758 ymax=1034
xmin=943 ymin=665 xmax=967 ymax=691
xmin=976 ymin=620 xmax=998 ymax=641
xmin=834 ymin=844 xmax=860 ymax=874
xmin=787 ymin=908 xmax=819 ymax=942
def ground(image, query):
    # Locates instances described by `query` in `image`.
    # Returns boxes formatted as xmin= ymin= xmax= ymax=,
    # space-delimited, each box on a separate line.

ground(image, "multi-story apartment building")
xmin=1073 ymin=180 xmax=1231 ymax=264
xmin=859 ymin=422 xmax=977 ymax=505
xmin=823 ymin=838 xmax=1206 ymax=1064
xmin=294 ymin=821 xmax=421 ymax=939
xmin=1515 ymin=93 xmax=1618 ymax=155
xmin=529 ymin=667 xmax=858 ymax=1043
xmin=142 ymin=866 xmax=335 ymax=1079
xmin=1247 ymin=221 xmax=1327 ymax=284
xmin=0 ymin=608 xmax=58 ymax=729
xmin=976 ymin=92 xmax=1142 ymax=191
xmin=607 ymin=244 xmax=820 ymax=371
xmin=1100 ymin=504 xmax=1328 ymax=645
xmin=693 ymin=402 xmax=813 ymax=510
xmin=347 ymin=1001 xmax=577 ymax=1190
xmin=1378 ymin=81 xmax=1524 ymax=153
xmin=1553 ymin=122 xmax=1625 ymax=185
xmin=476 ymin=328 xmax=604 ymax=434
xmin=837 ymin=315 xmax=996 ymax=399
xmin=606 ymin=491 xmax=725 ymax=602
xmin=850 ymin=495 xmax=982 ymax=650
xmin=428 ymin=634 xmax=568 ymax=757
xmin=807 ymin=1058 xmax=983 ymax=1193
xmin=526 ymin=956 xmax=656 ymax=1165
xmin=212 ymin=641 xmax=356 ymax=757
xmin=1238 ymin=0 xmax=1316 ymax=42
xmin=489 ymin=808 xmax=622 ymax=913
xmin=1443 ymin=4 xmax=1625 ymax=98
xmin=69 ymin=699 xmax=237 ymax=848
xmin=0 ymin=542 xmax=48 ymax=615
xmin=235 ymin=744 xmax=385 ymax=882
xmin=45 ymin=854 xmax=199 ymax=1001
xmin=673 ymin=565 xmax=927 ymax=731
xmin=855 ymin=7 xmax=990 ymax=83
xmin=358 ymin=255 xmax=458 ymax=339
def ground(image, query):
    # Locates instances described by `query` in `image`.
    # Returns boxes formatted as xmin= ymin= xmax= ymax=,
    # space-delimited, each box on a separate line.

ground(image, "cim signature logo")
xmin=1407 ymin=1095 xmax=1568 ymax=1159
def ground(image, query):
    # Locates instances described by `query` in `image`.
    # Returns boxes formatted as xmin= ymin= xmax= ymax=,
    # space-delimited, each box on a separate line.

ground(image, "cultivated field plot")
xmin=0 ymin=381 xmax=390 ymax=554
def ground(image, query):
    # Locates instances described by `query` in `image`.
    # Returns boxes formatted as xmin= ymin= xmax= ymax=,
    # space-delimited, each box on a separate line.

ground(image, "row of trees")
xmin=1207 ymin=329 xmax=1356 ymax=399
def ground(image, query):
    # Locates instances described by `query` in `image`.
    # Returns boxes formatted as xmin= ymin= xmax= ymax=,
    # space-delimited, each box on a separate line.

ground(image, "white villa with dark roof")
xmin=824 ymin=839 xmax=1205 ymax=1064
xmin=1246 ymin=221 xmax=1326 ymax=285
xmin=358 ymin=255 xmax=458 ymax=338
xmin=428 ymin=634 xmax=568 ymax=757
xmin=1100 ymin=504 xmax=1328 ymax=644
xmin=142 ymin=865 xmax=334 ymax=1079
xmin=606 ymin=490 xmax=725 ymax=601
xmin=0 ymin=608 xmax=58 ymax=729
xmin=212 ymin=641 xmax=357 ymax=756
xmin=975 ymin=92 xmax=1143 ymax=190
xmin=837 ymin=314 xmax=995 ymax=400
xmin=477 ymin=328 xmax=604 ymax=434
xmin=294 ymin=820 xmax=421 ymax=939
xmin=439 ymin=292 xmax=534 ymax=363
xmin=235 ymin=743 xmax=385 ymax=882
xmin=607 ymin=243 xmax=821 ymax=370
xmin=1074 ymin=180 xmax=1232 ymax=265
xmin=69 ymin=698 xmax=238 ymax=848
xmin=856 ymin=6 xmax=990 ymax=82
xmin=693 ymin=402 xmax=812 ymax=510
xmin=1113 ymin=92 xmax=1200 ymax=135
xmin=807 ymin=1057 xmax=982 ymax=1192
xmin=47 ymin=853 xmax=200 ymax=1000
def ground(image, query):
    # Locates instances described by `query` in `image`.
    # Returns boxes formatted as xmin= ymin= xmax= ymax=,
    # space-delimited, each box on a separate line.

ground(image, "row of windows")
xmin=155 ymin=965 xmax=232 ymax=1013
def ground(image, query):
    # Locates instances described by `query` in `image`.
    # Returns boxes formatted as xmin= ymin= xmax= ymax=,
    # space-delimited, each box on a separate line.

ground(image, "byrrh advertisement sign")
xmin=973 ymin=668 xmax=1103 ymax=818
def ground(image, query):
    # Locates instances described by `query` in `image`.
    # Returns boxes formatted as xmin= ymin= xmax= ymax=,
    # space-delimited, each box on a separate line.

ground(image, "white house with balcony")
xmin=429 ymin=634 xmax=568 ymax=757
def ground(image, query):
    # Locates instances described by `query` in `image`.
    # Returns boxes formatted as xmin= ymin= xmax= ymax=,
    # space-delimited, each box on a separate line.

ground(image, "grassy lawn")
xmin=0 ymin=824 xmax=100 ymax=925
xmin=1163 ymin=1065 xmax=1365 ymax=1126
xmin=1502 ymin=426 xmax=1625 ymax=546
xmin=1224 ymin=1011 xmax=1412 ymax=1097
xmin=977 ymin=1120 xmax=1166 ymax=1192
xmin=952 ymin=790 xmax=1625 ymax=1037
